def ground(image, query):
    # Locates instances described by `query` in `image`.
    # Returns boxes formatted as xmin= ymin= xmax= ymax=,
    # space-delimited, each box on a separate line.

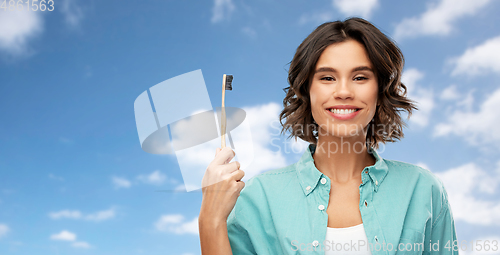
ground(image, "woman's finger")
xmin=219 ymin=161 xmax=240 ymax=175
xmin=212 ymin=147 xmax=236 ymax=166
xmin=231 ymin=169 xmax=245 ymax=182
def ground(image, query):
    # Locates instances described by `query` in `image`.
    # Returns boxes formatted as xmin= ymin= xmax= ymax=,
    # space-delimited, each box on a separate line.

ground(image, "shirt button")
xmin=364 ymin=200 xmax=368 ymax=207
xmin=318 ymin=204 xmax=325 ymax=210
xmin=364 ymin=170 xmax=368 ymax=174
xmin=321 ymin=178 xmax=327 ymax=184
xmin=375 ymin=180 xmax=378 ymax=185
xmin=312 ymin=240 xmax=319 ymax=247
xmin=306 ymin=186 xmax=311 ymax=191
xmin=375 ymin=236 xmax=378 ymax=242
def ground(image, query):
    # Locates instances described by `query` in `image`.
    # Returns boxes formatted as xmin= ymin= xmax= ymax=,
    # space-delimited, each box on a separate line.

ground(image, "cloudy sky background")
xmin=1 ymin=0 xmax=500 ymax=254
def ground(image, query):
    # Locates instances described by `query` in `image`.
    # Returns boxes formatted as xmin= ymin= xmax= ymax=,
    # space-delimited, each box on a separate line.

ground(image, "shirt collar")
xmin=296 ymin=143 xmax=389 ymax=195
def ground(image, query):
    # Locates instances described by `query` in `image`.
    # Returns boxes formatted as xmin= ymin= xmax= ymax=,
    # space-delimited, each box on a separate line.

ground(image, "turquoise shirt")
xmin=227 ymin=143 xmax=458 ymax=254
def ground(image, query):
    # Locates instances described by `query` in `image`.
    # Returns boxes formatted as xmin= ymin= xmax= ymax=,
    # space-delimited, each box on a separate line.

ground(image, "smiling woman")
xmin=199 ymin=17 xmax=458 ymax=255
xmin=281 ymin=18 xmax=417 ymax=149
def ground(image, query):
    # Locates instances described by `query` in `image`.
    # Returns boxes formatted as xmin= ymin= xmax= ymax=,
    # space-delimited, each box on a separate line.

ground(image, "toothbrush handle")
xmin=221 ymin=74 xmax=227 ymax=149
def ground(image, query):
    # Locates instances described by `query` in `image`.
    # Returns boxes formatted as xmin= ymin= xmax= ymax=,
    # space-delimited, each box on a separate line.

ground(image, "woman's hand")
xmin=199 ymin=146 xmax=245 ymax=227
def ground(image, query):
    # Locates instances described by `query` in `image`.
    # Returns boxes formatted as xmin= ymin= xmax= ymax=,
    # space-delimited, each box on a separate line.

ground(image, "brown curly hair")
xmin=279 ymin=17 xmax=418 ymax=150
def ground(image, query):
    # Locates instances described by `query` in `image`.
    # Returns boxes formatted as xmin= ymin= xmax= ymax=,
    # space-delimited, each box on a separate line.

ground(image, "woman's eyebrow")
xmin=314 ymin=66 xmax=373 ymax=74
xmin=314 ymin=67 xmax=337 ymax=74
xmin=352 ymin=66 xmax=373 ymax=72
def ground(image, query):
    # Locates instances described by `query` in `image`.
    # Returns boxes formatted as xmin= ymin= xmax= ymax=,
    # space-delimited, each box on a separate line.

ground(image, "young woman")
xmin=199 ymin=17 xmax=458 ymax=255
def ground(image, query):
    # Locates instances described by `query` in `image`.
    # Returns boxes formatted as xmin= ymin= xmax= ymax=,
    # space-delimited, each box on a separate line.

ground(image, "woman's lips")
xmin=326 ymin=108 xmax=361 ymax=120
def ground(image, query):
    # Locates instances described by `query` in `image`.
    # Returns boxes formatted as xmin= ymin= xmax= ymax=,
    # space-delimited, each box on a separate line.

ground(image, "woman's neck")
xmin=312 ymin=135 xmax=376 ymax=184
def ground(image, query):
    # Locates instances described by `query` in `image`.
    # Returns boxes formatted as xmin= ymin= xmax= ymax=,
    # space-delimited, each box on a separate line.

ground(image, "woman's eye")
xmin=354 ymin=76 xmax=367 ymax=81
xmin=321 ymin=77 xmax=335 ymax=81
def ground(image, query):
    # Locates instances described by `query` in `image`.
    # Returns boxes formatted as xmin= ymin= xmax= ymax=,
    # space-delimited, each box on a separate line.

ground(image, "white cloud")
xmin=440 ymin=85 xmax=461 ymax=101
xmin=332 ymin=0 xmax=378 ymax=19
xmin=59 ymin=0 xmax=84 ymax=28
xmin=211 ymin=0 xmax=235 ymax=24
xmin=114 ymin=171 xmax=175 ymax=189
xmin=401 ymin=68 xmax=435 ymax=128
xmin=155 ymin=214 xmax=199 ymax=235
xmin=0 ymin=9 xmax=43 ymax=55
xmin=450 ymin=36 xmax=500 ymax=76
xmin=433 ymin=162 xmax=500 ymax=226
xmin=0 ymin=0 xmax=84 ymax=56
xmin=50 ymin=230 xmax=92 ymax=248
xmin=439 ymin=85 xmax=475 ymax=112
xmin=239 ymin=102 xmax=288 ymax=176
xmin=72 ymin=241 xmax=91 ymax=249
xmin=50 ymin=230 xmax=77 ymax=241
xmin=84 ymin=208 xmax=115 ymax=222
xmin=298 ymin=11 xmax=335 ymax=26
xmin=112 ymin=176 xmax=131 ymax=189
xmin=0 ymin=224 xmax=9 ymax=238
xmin=394 ymin=0 xmax=492 ymax=40
xmin=49 ymin=208 xmax=115 ymax=222
xmin=434 ymin=87 xmax=500 ymax=149
xmin=137 ymin=170 xmax=167 ymax=185
xmin=455 ymin=90 xmax=475 ymax=112
xmin=49 ymin=210 xmax=82 ymax=220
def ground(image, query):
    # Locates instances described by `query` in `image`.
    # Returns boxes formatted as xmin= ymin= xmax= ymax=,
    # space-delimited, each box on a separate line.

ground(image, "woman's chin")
xmin=317 ymin=126 xmax=368 ymax=139
xmin=318 ymin=132 xmax=367 ymax=140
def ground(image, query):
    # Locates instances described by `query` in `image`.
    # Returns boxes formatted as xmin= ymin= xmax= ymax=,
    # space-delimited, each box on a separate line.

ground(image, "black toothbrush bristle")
xmin=225 ymin=75 xmax=233 ymax=90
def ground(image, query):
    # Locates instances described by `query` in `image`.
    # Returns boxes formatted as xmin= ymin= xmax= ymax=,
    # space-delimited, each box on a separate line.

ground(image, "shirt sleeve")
xmin=226 ymin=177 xmax=262 ymax=255
xmin=226 ymin=199 xmax=257 ymax=255
xmin=429 ymin=183 xmax=459 ymax=255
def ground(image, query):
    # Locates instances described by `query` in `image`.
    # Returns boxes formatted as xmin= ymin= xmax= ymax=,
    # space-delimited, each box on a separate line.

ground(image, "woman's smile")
xmin=326 ymin=107 xmax=361 ymax=120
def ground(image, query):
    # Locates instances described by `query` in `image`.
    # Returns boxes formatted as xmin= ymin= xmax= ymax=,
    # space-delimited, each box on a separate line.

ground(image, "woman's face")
xmin=309 ymin=39 xmax=378 ymax=139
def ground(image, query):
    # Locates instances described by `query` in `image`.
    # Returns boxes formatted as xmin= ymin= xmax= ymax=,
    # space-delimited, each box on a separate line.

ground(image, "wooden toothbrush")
xmin=221 ymin=74 xmax=233 ymax=149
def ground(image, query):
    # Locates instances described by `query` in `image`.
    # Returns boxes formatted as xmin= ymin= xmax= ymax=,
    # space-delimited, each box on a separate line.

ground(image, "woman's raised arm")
xmin=198 ymin=146 xmax=245 ymax=255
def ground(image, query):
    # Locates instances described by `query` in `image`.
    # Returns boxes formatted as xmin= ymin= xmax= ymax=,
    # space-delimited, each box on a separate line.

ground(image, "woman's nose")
xmin=333 ymin=79 xmax=354 ymax=99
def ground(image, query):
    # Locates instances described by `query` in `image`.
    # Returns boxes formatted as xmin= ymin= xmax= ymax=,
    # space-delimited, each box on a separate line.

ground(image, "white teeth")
xmin=329 ymin=108 xmax=357 ymax=114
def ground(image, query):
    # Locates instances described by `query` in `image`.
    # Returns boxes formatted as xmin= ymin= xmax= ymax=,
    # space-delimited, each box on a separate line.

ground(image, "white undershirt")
xmin=324 ymin=223 xmax=373 ymax=255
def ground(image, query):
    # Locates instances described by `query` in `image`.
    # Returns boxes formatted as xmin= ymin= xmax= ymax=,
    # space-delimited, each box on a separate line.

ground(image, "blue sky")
xmin=1 ymin=0 xmax=500 ymax=254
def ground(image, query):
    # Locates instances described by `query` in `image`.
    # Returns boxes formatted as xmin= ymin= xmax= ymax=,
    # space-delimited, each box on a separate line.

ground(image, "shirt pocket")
xmin=397 ymin=228 xmax=425 ymax=255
